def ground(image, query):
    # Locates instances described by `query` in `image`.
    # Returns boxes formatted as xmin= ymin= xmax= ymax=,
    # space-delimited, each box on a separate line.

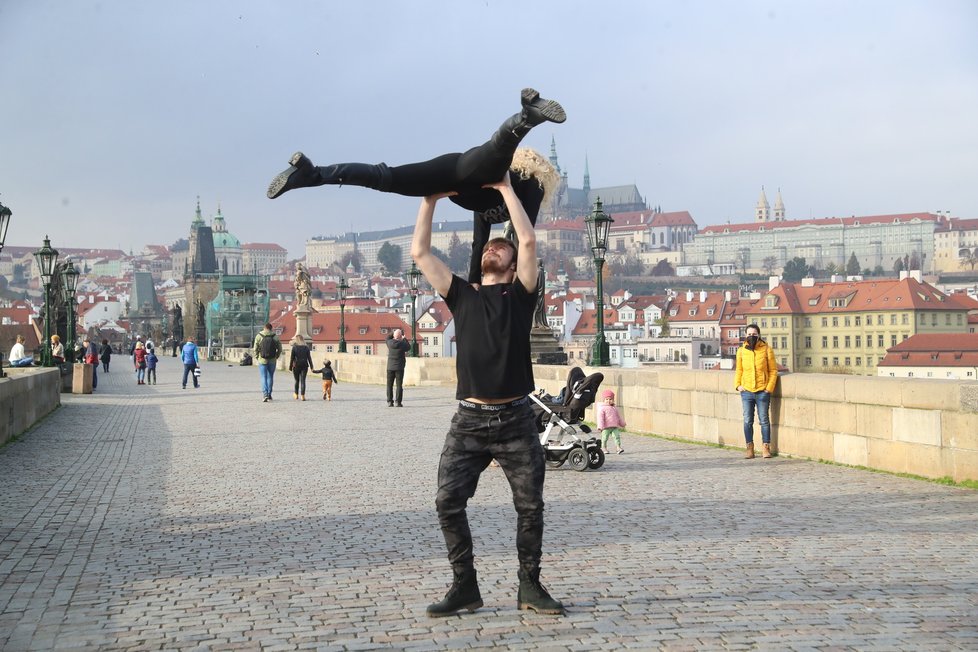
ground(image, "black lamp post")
xmin=584 ymin=199 xmax=613 ymax=367
xmin=33 ymin=236 xmax=60 ymax=367
xmin=337 ymin=277 xmax=348 ymax=353
xmin=60 ymin=259 xmax=80 ymax=363
xmin=0 ymin=199 xmax=11 ymax=377
xmin=407 ymin=262 xmax=421 ymax=357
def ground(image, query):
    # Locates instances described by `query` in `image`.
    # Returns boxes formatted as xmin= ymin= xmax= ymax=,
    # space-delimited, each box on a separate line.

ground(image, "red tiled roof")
xmin=879 ymin=332 xmax=978 ymax=367
xmin=650 ymin=211 xmax=697 ymax=227
xmin=758 ymin=277 xmax=961 ymax=315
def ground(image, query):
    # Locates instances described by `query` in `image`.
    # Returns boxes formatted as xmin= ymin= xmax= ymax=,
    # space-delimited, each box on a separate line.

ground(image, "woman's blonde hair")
xmin=51 ymin=334 xmax=60 ymax=343
xmin=292 ymin=334 xmax=306 ymax=346
xmin=511 ymin=148 xmax=560 ymax=209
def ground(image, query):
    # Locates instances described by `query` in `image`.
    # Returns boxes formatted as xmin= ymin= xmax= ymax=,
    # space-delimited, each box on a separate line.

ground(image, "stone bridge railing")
xmin=318 ymin=352 xmax=978 ymax=483
xmin=0 ymin=367 xmax=61 ymax=446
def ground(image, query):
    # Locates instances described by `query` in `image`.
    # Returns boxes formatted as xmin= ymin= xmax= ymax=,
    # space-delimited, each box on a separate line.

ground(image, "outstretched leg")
xmin=267 ymin=88 xmax=565 ymax=200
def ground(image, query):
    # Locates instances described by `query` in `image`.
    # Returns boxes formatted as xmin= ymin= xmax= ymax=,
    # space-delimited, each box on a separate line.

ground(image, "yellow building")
xmin=934 ymin=217 xmax=978 ymax=273
xmin=746 ymin=273 xmax=971 ymax=376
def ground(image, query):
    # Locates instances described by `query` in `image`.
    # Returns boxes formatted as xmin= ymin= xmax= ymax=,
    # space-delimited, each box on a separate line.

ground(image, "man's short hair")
xmin=264 ymin=322 xmax=273 ymax=330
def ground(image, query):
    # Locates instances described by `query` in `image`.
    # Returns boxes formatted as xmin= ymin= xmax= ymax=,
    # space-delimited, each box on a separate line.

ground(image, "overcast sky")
xmin=2 ymin=0 xmax=976 ymax=260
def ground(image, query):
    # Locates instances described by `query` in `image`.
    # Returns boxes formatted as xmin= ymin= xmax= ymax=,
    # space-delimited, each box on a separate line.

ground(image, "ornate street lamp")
xmin=407 ymin=262 xmax=422 ymax=357
xmin=33 ymin=236 xmax=60 ymax=367
xmin=60 ymin=259 xmax=80 ymax=363
xmin=584 ymin=199 xmax=613 ymax=366
xmin=337 ymin=277 xmax=349 ymax=353
xmin=0 ymin=199 xmax=11 ymax=377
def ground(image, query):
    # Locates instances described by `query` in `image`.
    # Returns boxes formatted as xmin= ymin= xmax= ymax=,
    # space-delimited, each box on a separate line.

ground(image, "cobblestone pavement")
xmin=1 ymin=357 xmax=977 ymax=651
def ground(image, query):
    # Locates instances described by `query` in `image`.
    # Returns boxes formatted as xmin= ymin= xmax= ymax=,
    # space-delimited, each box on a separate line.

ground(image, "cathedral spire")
xmin=755 ymin=186 xmax=770 ymax=223
xmin=549 ymin=135 xmax=561 ymax=174
xmin=773 ymin=188 xmax=785 ymax=221
xmin=583 ymin=154 xmax=591 ymax=196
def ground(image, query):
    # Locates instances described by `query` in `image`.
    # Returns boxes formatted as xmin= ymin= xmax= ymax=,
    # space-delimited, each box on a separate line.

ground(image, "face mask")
xmin=746 ymin=335 xmax=759 ymax=348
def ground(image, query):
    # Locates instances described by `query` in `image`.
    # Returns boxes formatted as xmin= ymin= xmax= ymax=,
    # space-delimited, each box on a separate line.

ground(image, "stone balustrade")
xmin=0 ymin=367 xmax=62 ymax=446
xmin=320 ymin=352 xmax=978 ymax=482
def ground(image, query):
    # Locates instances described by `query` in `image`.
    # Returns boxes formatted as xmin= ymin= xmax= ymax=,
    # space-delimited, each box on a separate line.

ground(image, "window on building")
xmin=761 ymin=319 xmax=767 ymax=328
xmin=771 ymin=339 xmax=778 ymax=350
xmin=878 ymin=334 xmax=884 ymax=347
xmin=844 ymin=336 xmax=851 ymax=347
xmin=832 ymin=336 xmax=839 ymax=348
xmin=822 ymin=357 xmax=828 ymax=366
xmin=902 ymin=313 xmax=909 ymax=325
xmin=805 ymin=357 xmax=812 ymax=366
xmin=804 ymin=317 xmax=812 ymax=327
xmin=891 ymin=335 xmax=897 ymax=346
xmin=903 ymin=333 xmax=909 ymax=341
xmin=958 ymin=314 xmax=964 ymax=325
xmin=353 ymin=345 xmax=361 ymax=354
xmin=908 ymin=371 xmax=914 ymax=377
xmin=856 ymin=357 xmax=862 ymax=366
xmin=844 ymin=316 xmax=851 ymax=327
xmin=946 ymin=314 xmax=952 ymax=325
xmin=832 ymin=317 xmax=839 ymax=327
xmin=832 ymin=357 xmax=839 ymax=366
xmin=845 ymin=357 xmax=851 ymax=366
xmin=326 ymin=345 xmax=334 ymax=353
xmin=855 ymin=335 xmax=861 ymax=347
xmin=781 ymin=337 xmax=787 ymax=349
xmin=365 ymin=345 xmax=372 ymax=355
xmin=890 ymin=314 xmax=897 ymax=325
xmin=781 ymin=358 xmax=787 ymax=367
xmin=855 ymin=316 xmax=861 ymax=326
xmin=877 ymin=315 xmax=884 ymax=325
xmin=919 ymin=313 xmax=926 ymax=324
xmin=822 ymin=336 xmax=828 ymax=348
xmin=821 ymin=317 xmax=828 ymax=327
xmin=781 ymin=318 xmax=787 ymax=328
xmin=804 ymin=336 xmax=812 ymax=348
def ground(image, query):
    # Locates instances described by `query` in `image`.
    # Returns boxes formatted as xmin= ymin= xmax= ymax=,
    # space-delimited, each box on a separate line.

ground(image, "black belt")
xmin=458 ymin=396 xmax=529 ymax=412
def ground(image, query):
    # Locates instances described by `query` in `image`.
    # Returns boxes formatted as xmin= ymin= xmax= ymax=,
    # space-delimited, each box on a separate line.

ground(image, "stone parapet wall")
xmin=221 ymin=349 xmax=978 ymax=482
xmin=0 ymin=368 xmax=62 ymax=446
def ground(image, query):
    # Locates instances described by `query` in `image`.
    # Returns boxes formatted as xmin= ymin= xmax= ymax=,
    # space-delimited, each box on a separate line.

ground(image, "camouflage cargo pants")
xmin=435 ymin=401 xmax=546 ymax=573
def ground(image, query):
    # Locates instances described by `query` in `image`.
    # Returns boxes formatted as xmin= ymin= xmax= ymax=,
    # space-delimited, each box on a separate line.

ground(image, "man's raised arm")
xmin=411 ymin=193 xmax=456 ymax=297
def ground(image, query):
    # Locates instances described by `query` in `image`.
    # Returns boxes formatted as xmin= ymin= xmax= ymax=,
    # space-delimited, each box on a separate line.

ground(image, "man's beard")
xmin=481 ymin=254 xmax=511 ymax=276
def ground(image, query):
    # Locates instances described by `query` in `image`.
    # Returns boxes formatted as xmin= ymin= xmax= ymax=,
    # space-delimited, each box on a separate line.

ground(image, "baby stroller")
xmin=529 ymin=367 xmax=605 ymax=471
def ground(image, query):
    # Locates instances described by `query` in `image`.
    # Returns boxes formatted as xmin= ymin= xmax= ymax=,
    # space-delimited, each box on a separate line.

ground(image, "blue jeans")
xmin=259 ymin=361 xmax=276 ymax=397
xmin=741 ymin=390 xmax=771 ymax=444
xmin=182 ymin=363 xmax=198 ymax=388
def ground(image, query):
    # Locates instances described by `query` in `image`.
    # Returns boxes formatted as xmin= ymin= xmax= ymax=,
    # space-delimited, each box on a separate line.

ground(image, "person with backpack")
xmin=133 ymin=341 xmax=148 ymax=385
xmin=253 ymin=322 xmax=282 ymax=402
xmin=181 ymin=336 xmax=200 ymax=389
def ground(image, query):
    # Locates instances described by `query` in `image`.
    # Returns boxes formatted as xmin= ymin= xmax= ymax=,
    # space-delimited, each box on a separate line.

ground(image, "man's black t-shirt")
xmin=444 ymin=274 xmax=537 ymax=400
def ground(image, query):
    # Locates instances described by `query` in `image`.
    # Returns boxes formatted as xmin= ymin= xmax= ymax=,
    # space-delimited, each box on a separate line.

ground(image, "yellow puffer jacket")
xmin=734 ymin=339 xmax=778 ymax=393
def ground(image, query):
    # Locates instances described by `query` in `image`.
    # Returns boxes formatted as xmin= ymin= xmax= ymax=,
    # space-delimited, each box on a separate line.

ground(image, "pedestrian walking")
xmin=181 ymin=337 xmax=200 ymax=389
xmin=289 ymin=334 xmax=314 ymax=400
xmin=82 ymin=337 xmax=99 ymax=390
xmin=311 ymin=359 xmax=338 ymax=401
xmin=146 ymin=346 xmax=158 ymax=385
xmin=133 ymin=341 xmax=147 ymax=385
xmin=596 ymin=389 xmax=626 ymax=455
xmin=99 ymin=339 xmax=112 ymax=372
xmin=252 ymin=322 xmax=282 ymax=402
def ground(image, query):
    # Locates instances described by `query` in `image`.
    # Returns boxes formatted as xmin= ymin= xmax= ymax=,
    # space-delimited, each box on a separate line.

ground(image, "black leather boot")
xmin=267 ymin=152 xmax=391 ymax=199
xmin=490 ymin=88 xmax=567 ymax=149
xmin=426 ymin=568 xmax=483 ymax=617
xmin=517 ymin=567 xmax=564 ymax=615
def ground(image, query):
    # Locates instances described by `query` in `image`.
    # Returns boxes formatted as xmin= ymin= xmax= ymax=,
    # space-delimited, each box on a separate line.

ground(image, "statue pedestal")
xmin=530 ymin=326 xmax=568 ymax=365
xmin=294 ymin=305 xmax=315 ymax=341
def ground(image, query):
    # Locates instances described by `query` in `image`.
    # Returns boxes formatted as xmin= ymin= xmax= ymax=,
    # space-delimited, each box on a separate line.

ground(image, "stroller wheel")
xmin=546 ymin=459 xmax=565 ymax=469
xmin=568 ymin=447 xmax=589 ymax=471
xmin=587 ymin=446 xmax=605 ymax=470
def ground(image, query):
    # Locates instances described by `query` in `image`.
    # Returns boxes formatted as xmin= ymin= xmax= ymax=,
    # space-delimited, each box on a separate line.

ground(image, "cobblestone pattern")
xmin=1 ymin=358 xmax=977 ymax=650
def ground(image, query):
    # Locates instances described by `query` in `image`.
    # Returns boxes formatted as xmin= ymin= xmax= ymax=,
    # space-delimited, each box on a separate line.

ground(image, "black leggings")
xmin=293 ymin=367 xmax=308 ymax=396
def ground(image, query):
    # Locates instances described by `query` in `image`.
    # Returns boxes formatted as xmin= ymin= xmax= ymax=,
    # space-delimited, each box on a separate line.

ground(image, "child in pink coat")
xmin=596 ymin=389 xmax=627 ymax=455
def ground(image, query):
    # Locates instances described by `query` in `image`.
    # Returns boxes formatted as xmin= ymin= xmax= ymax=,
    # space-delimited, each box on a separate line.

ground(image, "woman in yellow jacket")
xmin=734 ymin=323 xmax=778 ymax=459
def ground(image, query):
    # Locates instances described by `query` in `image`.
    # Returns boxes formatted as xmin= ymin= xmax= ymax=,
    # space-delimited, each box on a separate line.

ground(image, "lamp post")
xmin=337 ymin=277 xmax=348 ymax=353
xmin=584 ymin=199 xmax=613 ymax=366
xmin=0 ymin=199 xmax=11 ymax=377
xmin=407 ymin=262 xmax=421 ymax=357
xmin=33 ymin=236 xmax=60 ymax=367
xmin=60 ymin=259 xmax=80 ymax=363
